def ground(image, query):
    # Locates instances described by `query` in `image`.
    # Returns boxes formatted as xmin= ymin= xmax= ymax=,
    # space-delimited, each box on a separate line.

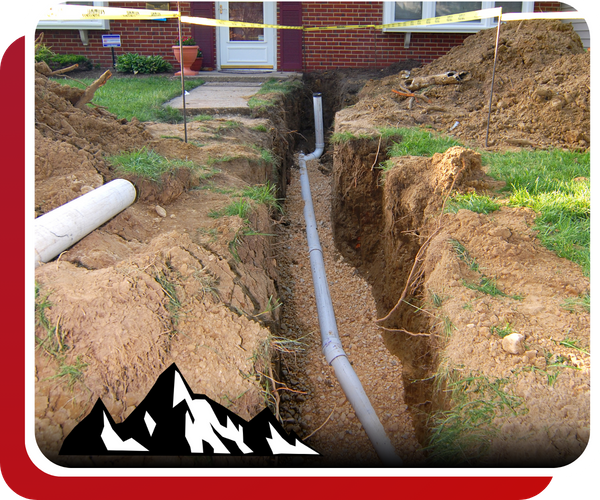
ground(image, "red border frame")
xmin=0 ymin=35 xmax=552 ymax=500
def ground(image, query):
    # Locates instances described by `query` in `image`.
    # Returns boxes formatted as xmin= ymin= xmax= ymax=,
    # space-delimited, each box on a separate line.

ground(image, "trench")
xmin=269 ymin=70 xmax=438 ymax=465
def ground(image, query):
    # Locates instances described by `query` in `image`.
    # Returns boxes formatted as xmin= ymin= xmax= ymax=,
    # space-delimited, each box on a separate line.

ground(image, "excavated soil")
xmin=334 ymin=20 xmax=589 ymax=151
xmin=34 ymin=66 xmax=298 ymax=467
xmin=34 ymin=18 xmax=589 ymax=469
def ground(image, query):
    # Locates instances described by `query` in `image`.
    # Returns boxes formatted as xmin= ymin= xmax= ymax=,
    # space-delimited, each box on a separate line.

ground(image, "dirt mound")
xmin=35 ymin=68 xmax=150 ymax=214
xmin=33 ymin=65 xmax=292 ymax=465
xmin=335 ymin=20 xmax=589 ymax=150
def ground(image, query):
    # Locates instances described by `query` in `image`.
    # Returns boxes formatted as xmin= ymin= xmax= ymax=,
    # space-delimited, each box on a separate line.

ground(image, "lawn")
xmin=385 ymin=127 xmax=591 ymax=276
xmin=52 ymin=75 xmax=205 ymax=123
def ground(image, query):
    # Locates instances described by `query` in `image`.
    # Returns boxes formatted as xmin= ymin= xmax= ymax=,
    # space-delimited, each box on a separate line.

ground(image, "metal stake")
xmin=485 ymin=8 xmax=502 ymax=148
xmin=177 ymin=2 xmax=188 ymax=143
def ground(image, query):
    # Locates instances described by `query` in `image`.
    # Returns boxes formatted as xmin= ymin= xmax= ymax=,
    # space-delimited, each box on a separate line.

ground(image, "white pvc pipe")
xmin=34 ymin=179 xmax=137 ymax=268
xmin=299 ymin=94 xmax=402 ymax=466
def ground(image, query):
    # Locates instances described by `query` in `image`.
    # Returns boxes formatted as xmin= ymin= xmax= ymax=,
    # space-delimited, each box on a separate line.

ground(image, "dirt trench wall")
xmin=332 ymin=139 xmax=486 ymax=438
xmin=331 ymin=136 xmax=590 ymax=465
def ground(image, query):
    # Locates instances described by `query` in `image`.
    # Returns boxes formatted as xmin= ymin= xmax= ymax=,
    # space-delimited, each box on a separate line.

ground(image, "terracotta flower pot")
xmin=190 ymin=57 xmax=203 ymax=71
xmin=172 ymin=45 xmax=199 ymax=76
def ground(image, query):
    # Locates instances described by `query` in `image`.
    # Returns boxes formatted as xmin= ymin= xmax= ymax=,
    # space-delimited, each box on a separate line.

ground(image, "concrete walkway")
xmin=164 ymin=71 xmax=302 ymax=116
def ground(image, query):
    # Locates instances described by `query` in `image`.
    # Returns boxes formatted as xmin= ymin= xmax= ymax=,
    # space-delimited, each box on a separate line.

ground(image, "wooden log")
xmin=48 ymin=64 xmax=80 ymax=76
xmin=405 ymin=71 xmax=470 ymax=91
xmin=74 ymin=70 xmax=112 ymax=109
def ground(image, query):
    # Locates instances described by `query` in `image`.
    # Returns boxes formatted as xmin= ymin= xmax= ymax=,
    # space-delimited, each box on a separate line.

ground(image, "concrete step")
xmin=183 ymin=70 xmax=302 ymax=84
xmin=165 ymin=71 xmax=301 ymax=116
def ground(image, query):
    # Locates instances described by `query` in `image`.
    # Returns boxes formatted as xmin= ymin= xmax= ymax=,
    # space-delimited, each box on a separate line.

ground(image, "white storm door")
xmin=216 ymin=1 xmax=276 ymax=69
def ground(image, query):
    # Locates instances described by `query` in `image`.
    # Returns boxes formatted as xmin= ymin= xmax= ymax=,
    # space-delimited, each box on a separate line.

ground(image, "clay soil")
xmin=34 ymin=19 xmax=589 ymax=469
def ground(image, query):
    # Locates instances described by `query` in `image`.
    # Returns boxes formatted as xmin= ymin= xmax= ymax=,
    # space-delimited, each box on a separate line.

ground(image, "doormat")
xmin=219 ymin=69 xmax=273 ymax=74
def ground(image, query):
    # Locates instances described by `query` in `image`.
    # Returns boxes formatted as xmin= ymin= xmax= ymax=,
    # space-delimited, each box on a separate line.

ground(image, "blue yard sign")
xmin=102 ymin=34 xmax=121 ymax=48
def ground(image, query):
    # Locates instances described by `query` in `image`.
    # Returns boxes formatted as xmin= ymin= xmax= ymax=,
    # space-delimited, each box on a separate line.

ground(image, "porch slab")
xmin=164 ymin=71 xmax=302 ymax=116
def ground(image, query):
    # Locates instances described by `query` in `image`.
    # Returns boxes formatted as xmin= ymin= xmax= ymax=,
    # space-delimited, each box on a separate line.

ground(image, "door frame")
xmin=216 ymin=1 xmax=277 ymax=70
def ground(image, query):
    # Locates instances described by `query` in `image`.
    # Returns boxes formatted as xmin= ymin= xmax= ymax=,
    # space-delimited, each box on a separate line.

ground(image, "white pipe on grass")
xmin=34 ymin=179 xmax=136 ymax=268
xmin=298 ymin=94 xmax=402 ymax=466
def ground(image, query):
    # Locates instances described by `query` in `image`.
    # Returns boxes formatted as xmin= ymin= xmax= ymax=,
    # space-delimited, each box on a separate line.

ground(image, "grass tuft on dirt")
xmin=425 ymin=372 xmax=527 ymax=465
xmin=388 ymin=127 xmax=464 ymax=157
xmin=248 ymin=78 xmax=303 ymax=110
xmin=209 ymin=182 xmax=281 ymax=221
xmin=107 ymin=147 xmax=200 ymax=181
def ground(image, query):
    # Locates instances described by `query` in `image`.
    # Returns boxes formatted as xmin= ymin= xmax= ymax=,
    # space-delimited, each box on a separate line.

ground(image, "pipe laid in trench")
xmin=34 ymin=179 xmax=137 ymax=268
xmin=298 ymin=94 xmax=402 ymax=466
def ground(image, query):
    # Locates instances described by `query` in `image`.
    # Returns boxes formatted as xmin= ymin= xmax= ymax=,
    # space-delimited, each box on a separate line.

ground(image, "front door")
xmin=216 ymin=1 xmax=276 ymax=70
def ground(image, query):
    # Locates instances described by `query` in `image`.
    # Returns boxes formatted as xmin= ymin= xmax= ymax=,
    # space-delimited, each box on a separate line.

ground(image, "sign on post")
xmin=102 ymin=34 xmax=121 ymax=47
xmin=102 ymin=35 xmax=121 ymax=68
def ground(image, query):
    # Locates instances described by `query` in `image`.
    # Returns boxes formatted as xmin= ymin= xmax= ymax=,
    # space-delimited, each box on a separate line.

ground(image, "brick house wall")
xmin=301 ymin=2 xmax=468 ymax=71
xmin=35 ymin=2 xmax=564 ymax=73
xmin=35 ymin=1 xmax=196 ymax=70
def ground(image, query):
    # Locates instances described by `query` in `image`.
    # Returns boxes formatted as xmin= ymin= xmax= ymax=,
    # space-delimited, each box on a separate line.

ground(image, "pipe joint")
xmin=322 ymin=332 xmax=347 ymax=365
xmin=298 ymin=93 xmax=402 ymax=466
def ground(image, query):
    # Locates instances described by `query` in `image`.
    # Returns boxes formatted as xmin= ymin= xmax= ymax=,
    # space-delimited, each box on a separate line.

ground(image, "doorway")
xmin=216 ymin=1 xmax=276 ymax=70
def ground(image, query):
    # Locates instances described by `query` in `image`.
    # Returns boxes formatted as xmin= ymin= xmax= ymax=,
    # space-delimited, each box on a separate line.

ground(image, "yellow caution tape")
xmin=304 ymin=24 xmax=377 ymax=32
xmin=180 ymin=15 xmax=303 ymax=30
xmin=44 ymin=5 xmax=584 ymax=31
xmin=43 ymin=4 xmax=178 ymax=21
xmin=374 ymin=7 xmax=502 ymax=30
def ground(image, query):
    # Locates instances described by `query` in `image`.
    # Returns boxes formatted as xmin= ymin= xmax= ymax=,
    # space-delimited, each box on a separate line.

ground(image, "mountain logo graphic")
xmin=59 ymin=363 xmax=320 ymax=457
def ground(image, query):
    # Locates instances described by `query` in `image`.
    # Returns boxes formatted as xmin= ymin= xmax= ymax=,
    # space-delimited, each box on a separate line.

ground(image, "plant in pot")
xmin=172 ymin=36 xmax=199 ymax=76
xmin=190 ymin=49 xmax=203 ymax=71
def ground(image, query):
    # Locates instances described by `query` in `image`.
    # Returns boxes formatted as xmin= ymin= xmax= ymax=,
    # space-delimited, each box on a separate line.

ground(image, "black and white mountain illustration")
xmin=59 ymin=363 xmax=320 ymax=457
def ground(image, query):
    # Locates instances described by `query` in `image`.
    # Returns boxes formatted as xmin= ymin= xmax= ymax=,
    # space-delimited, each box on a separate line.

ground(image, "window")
xmin=36 ymin=1 xmax=110 ymax=31
xmin=382 ymin=1 xmax=533 ymax=32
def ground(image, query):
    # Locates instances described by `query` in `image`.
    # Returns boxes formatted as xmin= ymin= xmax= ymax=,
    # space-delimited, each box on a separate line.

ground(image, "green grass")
xmin=386 ymin=129 xmax=590 ymax=276
xmin=490 ymin=323 xmax=513 ymax=338
xmin=257 ymin=78 xmax=303 ymax=95
xmin=107 ymin=147 xmax=199 ymax=181
xmin=252 ymin=145 xmax=279 ymax=167
xmin=154 ymin=273 xmax=182 ymax=322
xmin=560 ymin=294 xmax=590 ymax=314
xmin=209 ymin=120 xmax=241 ymax=139
xmin=241 ymin=183 xmax=281 ymax=212
xmin=557 ymin=336 xmax=589 ymax=355
xmin=50 ymin=356 xmax=88 ymax=389
xmin=463 ymin=276 xmax=522 ymax=300
xmin=52 ymin=75 xmax=205 ymax=122
xmin=425 ymin=373 xmax=527 ymax=465
xmin=208 ymin=182 xmax=281 ymax=220
xmin=388 ymin=127 xmax=464 ymax=157
xmin=450 ymin=239 xmax=523 ymax=300
xmin=192 ymin=114 xmax=213 ymax=122
xmin=36 ymin=283 xmax=89 ymax=389
xmin=35 ymin=284 xmax=65 ymax=356
xmin=330 ymin=131 xmax=373 ymax=144
xmin=482 ymin=149 xmax=590 ymax=275
xmin=446 ymin=192 xmax=501 ymax=215
xmin=248 ymin=78 xmax=303 ymax=110
xmin=209 ymin=198 xmax=254 ymax=220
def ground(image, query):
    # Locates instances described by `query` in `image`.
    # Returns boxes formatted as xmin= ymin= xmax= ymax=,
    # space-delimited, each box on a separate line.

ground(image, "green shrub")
xmin=115 ymin=53 xmax=172 ymax=74
xmin=35 ymin=52 xmax=93 ymax=71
